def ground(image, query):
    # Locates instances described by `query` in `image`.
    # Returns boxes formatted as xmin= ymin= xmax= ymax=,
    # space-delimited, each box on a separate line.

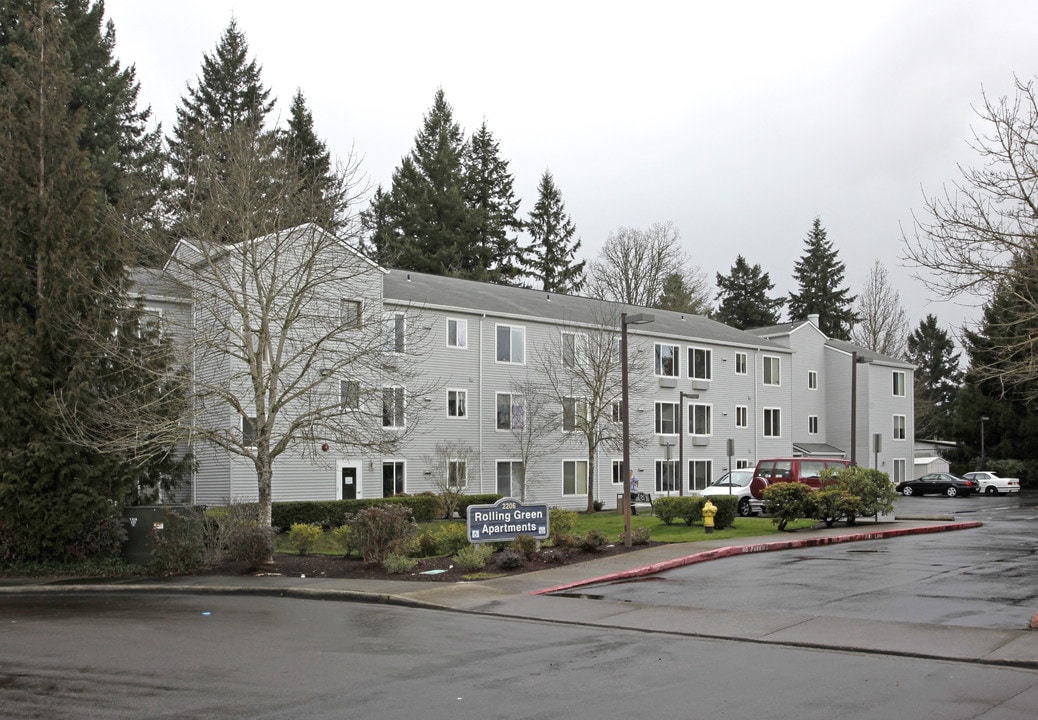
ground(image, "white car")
xmin=697 ymin=468 xmax=760 ymax=517
xmin=962 ymin=471 xmax=1021 ymax=495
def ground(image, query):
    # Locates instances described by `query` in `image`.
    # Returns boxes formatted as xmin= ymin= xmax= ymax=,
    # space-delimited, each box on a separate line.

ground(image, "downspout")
xmin=850 ymin=351 xmax=858 ymax=466
xmin=478 ymin=314 xmax=484 ymax=492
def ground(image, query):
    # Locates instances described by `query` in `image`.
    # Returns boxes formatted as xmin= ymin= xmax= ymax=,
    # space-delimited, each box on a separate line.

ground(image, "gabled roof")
xmin=383 ymin=269 xmax=788 ymax=351
xmin=793 ymin=442 xmax=847 ymax=457
xmin=825 ymin=338 xmax=914 ymax=369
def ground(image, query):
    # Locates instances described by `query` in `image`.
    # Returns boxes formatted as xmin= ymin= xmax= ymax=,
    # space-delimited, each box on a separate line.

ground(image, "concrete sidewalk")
xmin=5 ymin=518 xmax=1038 ymax=669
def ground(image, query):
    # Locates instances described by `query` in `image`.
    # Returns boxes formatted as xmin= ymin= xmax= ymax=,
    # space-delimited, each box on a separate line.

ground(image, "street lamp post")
xmin=621 ymin=311 xmax=654 ymax=548
xmin=980 ymin=416 xmax=990 ymax=468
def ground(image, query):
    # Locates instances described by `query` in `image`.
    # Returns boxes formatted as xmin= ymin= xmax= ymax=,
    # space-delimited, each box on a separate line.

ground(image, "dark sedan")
xmin=896 ymin=472 xmax=976 ymax=497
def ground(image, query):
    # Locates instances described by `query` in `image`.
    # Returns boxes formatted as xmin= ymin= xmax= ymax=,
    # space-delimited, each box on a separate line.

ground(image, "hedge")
xmin=270 ymin=493 xmax=498 ymax=531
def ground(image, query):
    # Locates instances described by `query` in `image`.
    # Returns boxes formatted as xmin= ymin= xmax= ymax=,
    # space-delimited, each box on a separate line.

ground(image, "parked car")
xmin=698 ymin=468 xmax=758 ymax=517
xmin=896 ymin=473 xmax=976 ymax=497
xmin=962 ymin=471 xmax=1020 ymax=495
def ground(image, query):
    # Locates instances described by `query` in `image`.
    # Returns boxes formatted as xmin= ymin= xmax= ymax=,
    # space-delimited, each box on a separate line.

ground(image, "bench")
xmin=616 ymin=492 xmax=654 ymax=514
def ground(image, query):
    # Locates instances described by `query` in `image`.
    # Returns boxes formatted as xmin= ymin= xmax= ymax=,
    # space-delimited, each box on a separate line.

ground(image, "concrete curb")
xmin=530 ymin=521 xmax=984 ymax=595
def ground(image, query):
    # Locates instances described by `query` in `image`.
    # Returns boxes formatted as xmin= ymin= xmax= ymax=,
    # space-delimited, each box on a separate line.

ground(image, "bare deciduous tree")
xmin=426 ymin=440 xmax=477 ymax=518
xmin=506 ymin=374 xmax=564 ymax=502
xmin=904 ymin=75 xmax=1038 ymax=390
xmin=584 ymin=221 xmax=711 ymax=313
xmin=851 ymin=259 xmax=908 ymax=357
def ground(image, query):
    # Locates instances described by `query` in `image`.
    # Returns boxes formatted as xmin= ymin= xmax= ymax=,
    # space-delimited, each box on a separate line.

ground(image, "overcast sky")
xmin=103 ymin=0 xmax=1038 ymax=337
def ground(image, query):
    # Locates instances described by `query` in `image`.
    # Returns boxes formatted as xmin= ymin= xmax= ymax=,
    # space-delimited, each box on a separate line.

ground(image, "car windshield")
xmin=710 ymin=473 xmax=751 ymax=488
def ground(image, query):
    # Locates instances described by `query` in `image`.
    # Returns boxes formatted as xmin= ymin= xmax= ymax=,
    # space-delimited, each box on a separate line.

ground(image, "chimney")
xmin=808 ymin=313 xmax=820 ymax=327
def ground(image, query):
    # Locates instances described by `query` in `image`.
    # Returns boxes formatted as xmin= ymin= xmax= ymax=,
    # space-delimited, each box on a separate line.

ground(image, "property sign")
xmin=466 ymin=497 xmax=550 ymax=543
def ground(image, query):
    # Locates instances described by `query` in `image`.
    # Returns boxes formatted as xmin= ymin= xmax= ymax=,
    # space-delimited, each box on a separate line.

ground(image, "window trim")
xmin=808 ymin=370 xmax=818 ymax=390
xmin=562 ymin=331 xmax=588 ymax=369
xmin=446 ymin=388 xmax=467 ymax=419
xmin=808 ymin=414 xmax=819 ymax=434
xmin=241 ymin=415 xmax=258 ymax=448
xmin=382 ymin=386 xmax=405 ymax=428
xmin=893 ymin=414 xmax=906 ymax=440
xmin=340 ymin=298 xmax=362 ymax=329
xmin=496 ymin=324 xmax=526 ymax=365
xmin=448 ymin=459 xmax=467 ymax=488
xmin=562 ymin=396 xmax=588 ymax=432
xmin=562 ymin=459 xmax=589 ymax=496
xmin=654 ymin=401 xmax=679 ymax=435
xmin=340 ymin=379 xmax=360 ymax=412
xmin=689 ymin=403 xmax=712 ymax=436
xmin=689 ymin=346 xmax=712 ymax=381
xmin=763 ymin=407 xmax=781 ymax=438
xmin=735 ymin=405 xmax=748 ymax=429
xmin=892 ymin=370 xmax=906 ymax=397
xmin=496 ymin=392 xmax=524 ymax=431
xmin=763 ymin=355 xmax=781 ymax=386
xmin=446 ymin=318 xmax=468 ymax=349
xmin=735 ymin=352 xmax=747 ymax=376
xmin=654 ymin=342 xmax=681 ymax=378
xmin=655 ymin=459 xmax=679 ymax=493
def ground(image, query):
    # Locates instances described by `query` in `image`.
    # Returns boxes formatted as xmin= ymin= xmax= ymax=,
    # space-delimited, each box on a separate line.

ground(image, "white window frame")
xmin=689 ymin=403 xmax=712 ymax=436
xmin=562 ymin=397 xmax=587 ymax=432
xmin=340 ymin=298 xmax=361 ymax=329
xmin=610 ymin=400 xmax=623 ymax=424
xmin=654 ymin=343 xmax=680 ymax=377
xmin=655 ymin=401 xmax=678 ymax=435
xmin=763 ymin=355 xmax=781 ymax=386
xmin=808 ymin=370 xmax=818 ymax=390
xmin=893 ymin=414 xmax=906 ymax=440
xmin=562 ymin=460 xmax=589 ymax=496
xmin=893 ymin=371 xmax=906 ymax=397
xmin=808 ymin=415 xmax=819 ymax=434
xmin=655 ymin=459 xmax=679 ymax=493
xmin=340 ymin=379 xmax=360 ymax=412
xmin=496 ymin=324 xmax=526 ymax=364
xmin=448 ymin=460 xmax=467 ymax=488
xmin=241 ymin=415 xmax=258 ymax=448
xmin=446 ymin=389 xmax=467 ymax=419
xmin=382 ymin=386 xmax=405 ymax=428
xmin=562 ymin=331 xmax=588 ymax=369
xmin=735 ymin=352 xmax=747 ymax=375
xmin=446 ymin=318 xmax=467 ymax=349
xmin=496 ymin=393 xmax=524 ymax=430
xmin=385 ymin=311 xmax=406 ymax=353
xmin=611 ymin=459 xmax=624 ymax=485
xmin=763 ymin=407 xmax=781 ymax=438
xmin=735 ymin=405 xmax=748 ymax=429
xmin=689 ymin=459 xmax=713 ymax=492
xmin=690 ymin=346 xmax=712 ymax=381
xmin=496 ymin=460 xmax=523 ymax=495
xmin=893 ymin=458 xmax=906 ymax=485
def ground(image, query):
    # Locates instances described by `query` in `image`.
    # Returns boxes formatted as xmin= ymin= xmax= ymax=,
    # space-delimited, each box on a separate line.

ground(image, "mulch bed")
xmin=205 ymin=542 xmax=661 ymax=583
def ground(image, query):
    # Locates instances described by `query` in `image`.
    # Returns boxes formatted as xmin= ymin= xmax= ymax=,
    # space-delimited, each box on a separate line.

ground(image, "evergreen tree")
xmin=787 ymin=217 xmax=857 ymax=339
xmin=277 ymin=89 xmax=343 ymax=234
xmin=462 ymin=120 xmax=525 ymax=284
xmin=0 ymin=1 xmax=185 ymax=561
xmin=364 ymin=88 xmax=472 ymax=274
xmin=656 ymin=272 xmax=712 ymax=315
xmin=714 ymin=254 xmax=784 ymax=329
xmin=527 ymin=170 xmax=585 ymax=293
xmin=166 ymin=19 xmax=275 ymax=235
xmin=906 ymin=314 xmax=962 ymax=438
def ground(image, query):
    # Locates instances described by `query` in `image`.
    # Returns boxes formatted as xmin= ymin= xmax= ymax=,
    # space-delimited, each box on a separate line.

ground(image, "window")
xmin=654 ymin=343 xmax=680 ymax=377
xmin=612 ymin=459 xmax=624 ymax=485
xmin=340 ymin=380 xmax=360 ymax=411
xmin=735 ymin=405 xmax=748 ymax=429
xmin=382 ymin=461 xmax=405 ymax=497
xmin=496 ymin=393 xmax=524 ymax=430
xmin=808 ymin=415 xmax=819 ymax=434
xmin=496 ymin=461 xmax=523 ymax=496
xmin=763 ymin=356 xmax=781 ymax=386
xmin=735 ymin=352 xmax=747 ymax=375
xmin=447 ymin=318 xmax=467 ymax=349
xmin=689 ymin=403 xmax=712 ymax=436
xmin=385 ymin=312 xmax=406 ymax=353
xmin=562 ymin=332 xmax=587 ymax=368
xmin=655 ymin=460 xmax=679 ymax=492
xmin=808 ymin=370 xmax=818 ymax=390
xmin=135 ymin=307 xmax=163 ymax=338
xmin=689 ymin=459 xmax=713 ymax=492
xmin=735 ymin=459 xmax=751 ymax=469
xmin=496 ymin=324 xmax=525 ymax=364
xmin=447 ymin=389 xmax=467 ymax=418
xmin=242 ymin=415 xmax=258 ymax=447
xmin=893 ymin=414 xmax=906 ymax=440
xmin=610 ymin=401 xmax=623 ymax=424
xmin=893 ymin=371 xmax=906 ymax=397
xmin=655 ymin=402 xmax=678 ymax=434
xmin=448 ymin=460 xmax=467 ymax=488
xmin=562 ymin=397 xmax=587 ymax=432
xmin=382 ymin=386 xmax=405 ymax=428
xmin=690 ymin=347 xmax=712 ymax=380
xmin=893 ymin=458 xmax=906 ymax=485
xmin=562 ymin=460 xmax=588 ymax=495
xmin=340 ymin=299 xmax=361 ymax=329
xmin=763 ymin=407 xmax=781 ymax=437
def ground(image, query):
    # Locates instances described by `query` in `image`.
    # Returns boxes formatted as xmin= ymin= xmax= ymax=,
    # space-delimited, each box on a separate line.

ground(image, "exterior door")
xmin=341 ymin=466 xmax=358 ymax=500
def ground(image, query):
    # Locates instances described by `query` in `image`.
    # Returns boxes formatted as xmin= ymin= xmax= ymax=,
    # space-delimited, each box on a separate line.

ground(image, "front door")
xmin=341 ymin=466 xmax=358 ymax=500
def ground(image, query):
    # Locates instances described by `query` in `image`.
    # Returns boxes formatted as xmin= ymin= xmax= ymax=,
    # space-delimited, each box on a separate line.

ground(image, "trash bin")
xmin=121 ymin=505 xmax=176 ymax=566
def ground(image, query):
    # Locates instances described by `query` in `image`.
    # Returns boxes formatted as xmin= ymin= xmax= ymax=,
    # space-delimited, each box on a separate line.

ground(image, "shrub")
xmin=150 ymin=507 xmax=207 ymax=574
xmin=825 ymin=467 xmax=896 ymax=521
xmin=454 ymin=543 xmax=494 ymax=571
xmin=653 ymin=496 xmax=682 ymax=525
xmin=330 ymin=525 xmax=355 ymax=557
xmin=382 ymin=554 xmax=418 ymax=574
xmin=345 ymin=504 xmax=418 ymax=564
xmin=578 ymin=529 xmax=608 ymax=551
xmin=225 ymin=525 xmax=275 ymax=567
xmin=707 ymin=495 xmax=738 ymax=529
xmin=433 ymin=522 xmax=470 ymax=555
xmin=653 ymin=496 xmax=703 ymax=526
xmin=508 ymin=534 xmax=540 ymax=560
xmin=286 ymin=523 xmax=323 ymax=555
xmin=814 ymin=488 xmax=860 ymax=528
xmin=762 ymin=482 xmax=817 ymax=531
xmin=593 ymin=500 xmax=604 ymax=512
xmin=495 ymin=549 xmax=525 ymax=569
xmin=549 ymin=508 xmax=577 ymax=542
xmin=629 ymin=526 xmax=652 ymax=545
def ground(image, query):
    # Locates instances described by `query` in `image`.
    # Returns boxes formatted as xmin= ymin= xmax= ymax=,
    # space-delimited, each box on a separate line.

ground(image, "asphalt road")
xmin=585 ymin=492 xmax=1038 ymax=629
xmin=2 ymin=592 xmax=1038 ymax=720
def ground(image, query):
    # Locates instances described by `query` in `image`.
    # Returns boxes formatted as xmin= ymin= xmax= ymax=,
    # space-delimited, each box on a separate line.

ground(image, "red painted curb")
xmin=530 ymin=522 xmax=983 ymax=596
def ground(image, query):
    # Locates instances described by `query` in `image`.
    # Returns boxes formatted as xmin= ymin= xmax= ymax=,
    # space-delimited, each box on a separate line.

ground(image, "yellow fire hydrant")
xmin=702 ymin=500 xmax=717 ymax=534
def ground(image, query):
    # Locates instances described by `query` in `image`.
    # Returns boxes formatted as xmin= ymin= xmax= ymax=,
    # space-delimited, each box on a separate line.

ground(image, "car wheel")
xmin=901 ymin=485 xmax=914 ymax=496
xmin=946 ymin=486 xmax=958 ymax=497
xmin=986 ymin=486 xmax=998 ymax=495
xmin=737 ymin=498 xmax=752 ymax=517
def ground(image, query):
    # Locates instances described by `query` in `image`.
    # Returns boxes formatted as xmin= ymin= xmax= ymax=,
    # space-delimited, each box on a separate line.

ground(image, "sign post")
xmin=466 ymin=497 xmax=549 ymax=544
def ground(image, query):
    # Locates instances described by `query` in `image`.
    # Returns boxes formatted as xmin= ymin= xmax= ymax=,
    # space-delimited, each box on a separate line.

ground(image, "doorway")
xmin=340 ymin=466 xmax=358 ymax=500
